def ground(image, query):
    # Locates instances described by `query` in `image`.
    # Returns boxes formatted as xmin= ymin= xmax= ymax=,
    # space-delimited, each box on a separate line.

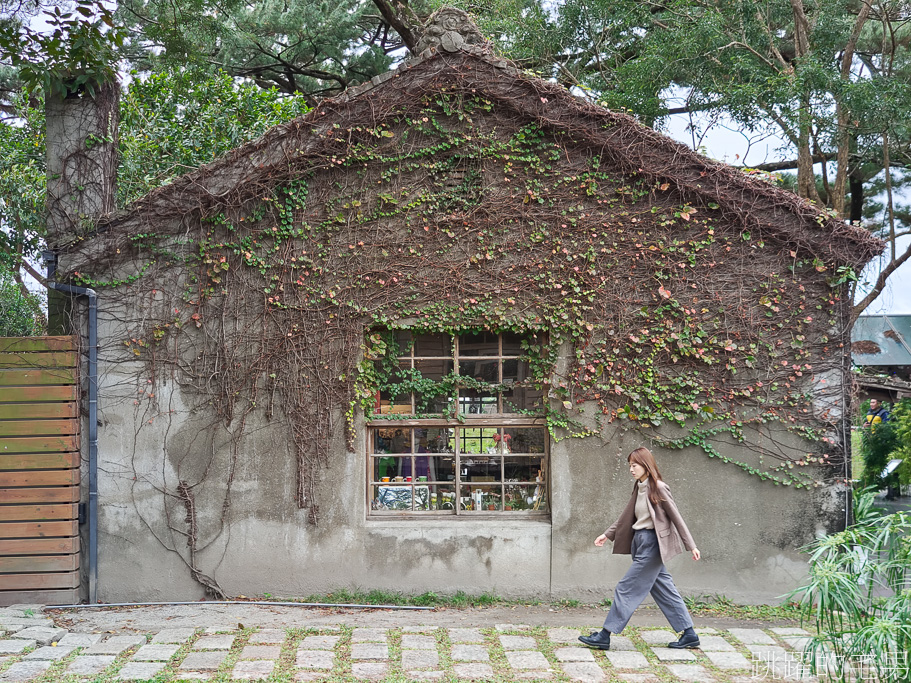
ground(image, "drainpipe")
xmin=43 ymin=250 xmax=99 ymax=604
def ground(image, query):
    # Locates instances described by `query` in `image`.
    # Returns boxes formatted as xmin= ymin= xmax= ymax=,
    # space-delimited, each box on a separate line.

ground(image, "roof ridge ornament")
xmin=413 ymin=7 xmax=492 ymax=55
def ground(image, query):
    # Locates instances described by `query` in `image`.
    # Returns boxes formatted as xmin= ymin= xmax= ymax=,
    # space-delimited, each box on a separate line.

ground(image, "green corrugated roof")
xmin=852 ymin=315 xmax=911 ymax=366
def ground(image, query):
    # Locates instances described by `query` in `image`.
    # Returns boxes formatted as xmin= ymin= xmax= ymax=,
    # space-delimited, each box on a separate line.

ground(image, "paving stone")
xmin=351 ymin=643 xmax=388 ymax=660
xmin=616 ymin=674 xmax=659 ymax=683
xmin=57 ymin=633 xmax=104 ymax=648
xmin=548 ymin=628 xmax=583 ymax=644
xmin=0 ymin=640 xmax=35 ymax=655
xmin=4 ymin=608 xmax=43 ymax=616
xmin=402 ymin=626 xmax=437 ymax=634
xmin=746 ymin=644 xmax=789 ymax=658
xmin=770 ymin=628 xmax=811 ymax=636
xmin=604 ymin=651 xmax=649 ymax=668
xmin=116 ymin=661 xmax=166 ymax=680
xmin=451 ymin=644 xmax=489 ymax=662
xmin=505 ymin=651 xmax=551 ymax=669
xmin=203 ymin=626 xmax=236 ymax=634
xmin=652 ymin=647 xmax=697 ymax=661
xmin=639 ymin=630 xmax=676 ymax=645
xmin=351 ymin=662 xmax=388 ymax=680
xmin=704 ymin=650 xmax=753 ymax=669
xmin=402 ymin=649 xmax=439 ymax=669
xmin=513 ymin=672 xmax=553 ymax=680
xmin=23 ymin=645 xmax=76 ymax=660
xmin=448 ymin=628 xmax=485 ymax=643
xmin=83 ymin=636 xmax=146 ymax=656
xmin=293 ymin=673 xmax=323 ymax=682
xmin=696 ymin=635 xmax=737 ymax=651
xmin=728 ymin=628 xmax=776 ymax=645
xmin=401 ymin=634 xmax=437 ymax=649
xmin=66 ymin=655 xmax=116 ymax=675
xmin=453 ymin=663 xmax=495 ymax=680
xmin=783 ymin=636 xmax=813 ymax=650
xmin=561 ymin=661 xmax=605 ymax=682
xmin=607 ymin=635 xmax=637 ymax=651
xmin=351 ymin=628 xmax=386 ymax=642
xmin=248 ymin=629 xmax=284 ymax=644
xmin=151 ymin=628 xmax=196 ymax=644
xmin=131 ymin=644 xmax=179 ymax=661
xmin=555 ymin=647 xmax=595 ymax=662
xmin=231 ymin=660 xmax=274 ymax=680
xmin=295 ymin=650 xmax=333 ymax=669
xmin=194 ymin=635 xmax=235 ymax=650
xmin=404 ymin=671 xmax=445 ymax=680
xmin=663 ymin=664 xmax=716 ymax=682
xmin=180 ymin=651 xmax=227 ymax=671
xmin=499 ymin=635 xmax=537 ymax=650
xmin=239 ymin=645 xmax=281 ymax=660
xmin=0 ymin=660 xmax=50 ymax=681
xmin=9 ymin=627 xmax=66 ymax=646
xmin=174 ymin=673 xmax=210 ymax=680
xmin=496 ymin=623 xmax=530 ymax=631
xmin=695 ymin=628 xmax=719 ymax=635
xmin=299 ymin=635 xmax=340 ymax=650
xmin=0 ymin=619 xmax=52 ymax=630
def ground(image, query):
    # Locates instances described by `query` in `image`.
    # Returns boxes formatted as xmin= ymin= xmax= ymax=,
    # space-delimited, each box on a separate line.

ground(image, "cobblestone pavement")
xmin=0 ymin=606 xmax=820 ymax=682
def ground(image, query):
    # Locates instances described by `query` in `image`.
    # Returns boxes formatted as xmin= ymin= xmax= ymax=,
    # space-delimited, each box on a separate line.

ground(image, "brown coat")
xmin=603 ymin=480 xmax=697 ymax=564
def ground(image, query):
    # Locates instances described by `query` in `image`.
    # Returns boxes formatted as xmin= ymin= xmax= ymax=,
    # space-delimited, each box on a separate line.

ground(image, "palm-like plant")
xmin=789 ymin=488 xmax=911 ymax=682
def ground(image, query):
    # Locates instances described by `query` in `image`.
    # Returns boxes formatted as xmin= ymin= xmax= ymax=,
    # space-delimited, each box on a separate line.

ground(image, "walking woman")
xmin=579 ymin=447 xmax=701 ymax=651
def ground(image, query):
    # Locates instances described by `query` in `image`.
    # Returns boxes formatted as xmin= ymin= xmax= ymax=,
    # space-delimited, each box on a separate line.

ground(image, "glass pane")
xmin=505 ymin=427 xmax=547 ymax=453
xmin=416 ymin=427 xmax=455 ymax=454
xmin=459 ymin=485 xmax=503 ymax=511
xmin=459 ymin=331 xmax=499 ymax=356
xmin=379 ymin=361 xmax=413 ymax=414
xmin=504 ymin=456 xmax=545 ymax=482
xmin=414 ymin=333 xmax=452 ymax=357
xmin=501 ymin=359 xmax=530 ymax=384
xmin=458 ymin=389 xmax=498 ymax=415
xmin=502 ymin=386 xmax=544 ymax=414
xmin=414 ymin=359 xmax=454 ymax=413
xmin=371 ymin=483 xmax=414 ymax=511
xmin=428 ymin=485 xmax=457 ymax=511
xmin=501 ymin=332 xmax=525 ymax=356
xmin=459 ymin=427 xmax=498 ymax=454
xmin=464 ymin=456 xmax=501 ymax=483
xmin=375 ymin=428 xmax=411 ymax=454
xmin=503 ymin=482 xmax=547 ymax=512
xmin=398 ymin=455 xmax=449 ymax=481
xmin=459 ymin=359 xmax=499 ymax=383
xmin=393 ymin=330 xmax=413 ymax=356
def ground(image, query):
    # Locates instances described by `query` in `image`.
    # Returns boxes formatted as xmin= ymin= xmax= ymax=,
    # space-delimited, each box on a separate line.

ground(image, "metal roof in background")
xmin=852 ymin=315 xmax=911 ymax=366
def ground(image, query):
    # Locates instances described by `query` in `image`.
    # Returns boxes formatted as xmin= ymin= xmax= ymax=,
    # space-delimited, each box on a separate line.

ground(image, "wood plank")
xmin=0 ymin=571 xmax=80 ymax=590
xmin=0 ymin=403 xmax=76 ymax=420
xmin=0 ymin=420 xmax=78 ymax=437
xmin=0 ymin=368 xmax=76 ymax=386
xmin=0 ymin=537 xmax=79 ymax=555
xmin=0 ymin=352 xmax=76 ymax=369
xmin=0 ymin=588 xmax=80 ymax=607
xmin=0 ymin=555 xmax=78 ymax=573
xmin=0 ymin=435 xmax=79 ymax=453
xmin=0 ymin=386 xmax=77 ymax=403
xmin=0 ymin=337 xmax=76 ymax=353
xmin=0 ymin=487 xmax=80 ymax=503
xmin=0 ymin=520 xmax=78 ymax=538
xmin=0 ymin=470 xmax=80 ymax=487
xmin=0 ymin=505 xmax=78 ymax=522
xmin=0 ymin=452 xmax=80 ymax=470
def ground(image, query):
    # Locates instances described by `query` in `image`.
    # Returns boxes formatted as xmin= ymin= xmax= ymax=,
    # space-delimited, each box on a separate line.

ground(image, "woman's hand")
xmin=594 ymin=534 xmax=608 ymax=547
xmin=691 ymin=548 xmax=701 ymax=561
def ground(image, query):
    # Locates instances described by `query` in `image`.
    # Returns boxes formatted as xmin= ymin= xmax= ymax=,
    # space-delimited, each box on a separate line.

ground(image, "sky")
xmin=661 ymin=109 xmax=911 ymax=316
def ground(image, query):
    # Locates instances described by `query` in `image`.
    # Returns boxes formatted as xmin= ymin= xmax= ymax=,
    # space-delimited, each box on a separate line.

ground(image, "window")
xmin=368 ymin=331 xmax=548 ymax=516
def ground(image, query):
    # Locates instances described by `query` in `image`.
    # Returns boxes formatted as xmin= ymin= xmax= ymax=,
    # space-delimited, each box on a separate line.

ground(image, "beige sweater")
xmin=631 ymin=480 xmax=655 ymax=530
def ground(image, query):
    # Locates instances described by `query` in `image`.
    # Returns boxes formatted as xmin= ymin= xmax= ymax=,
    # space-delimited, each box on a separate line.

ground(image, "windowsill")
xmin=366 ymin=514 xmax=551 ymax=524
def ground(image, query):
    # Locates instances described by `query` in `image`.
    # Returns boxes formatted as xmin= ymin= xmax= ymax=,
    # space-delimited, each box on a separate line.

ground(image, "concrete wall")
xmin=86 ymin=294 xmax=845 ymax=603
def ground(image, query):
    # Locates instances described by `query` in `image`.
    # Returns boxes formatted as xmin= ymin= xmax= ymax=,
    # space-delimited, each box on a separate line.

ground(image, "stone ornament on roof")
xmin=414 ymin=7 xmax=492 ymax=55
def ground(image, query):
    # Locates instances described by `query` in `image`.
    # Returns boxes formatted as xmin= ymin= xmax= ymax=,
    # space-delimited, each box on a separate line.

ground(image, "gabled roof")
xmin=79 ymin=39 xmax=882 ymax=271
xmin=852 ymin=315 xmax=911 ymax=366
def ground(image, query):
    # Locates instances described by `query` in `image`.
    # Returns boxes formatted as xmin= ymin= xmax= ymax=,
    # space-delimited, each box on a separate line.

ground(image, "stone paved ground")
xmin=0 ymin=606 xmax=824 ymax=682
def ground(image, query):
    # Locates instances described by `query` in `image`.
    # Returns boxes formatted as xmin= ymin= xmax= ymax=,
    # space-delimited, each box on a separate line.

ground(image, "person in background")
xmin=864 ymin=399 xmax=890 ymax=429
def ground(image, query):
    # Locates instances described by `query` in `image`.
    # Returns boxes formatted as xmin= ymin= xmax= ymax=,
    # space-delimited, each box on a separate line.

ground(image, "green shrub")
xmin=790 ymin=487 xmax=911 ymax=682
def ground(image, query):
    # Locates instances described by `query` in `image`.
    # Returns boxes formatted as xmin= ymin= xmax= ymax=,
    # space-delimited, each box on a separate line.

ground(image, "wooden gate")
xmin=0 ymin=336 xmax=81 ymax=605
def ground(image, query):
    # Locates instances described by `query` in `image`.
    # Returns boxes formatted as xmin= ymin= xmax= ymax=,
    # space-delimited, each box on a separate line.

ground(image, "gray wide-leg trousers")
xmin=602 ymin=528 xmax=694 ymax=634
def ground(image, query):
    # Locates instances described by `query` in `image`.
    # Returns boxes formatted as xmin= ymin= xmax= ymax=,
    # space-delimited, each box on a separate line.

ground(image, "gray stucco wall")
xmin=86 ymin=296 xmax=846 ymax=603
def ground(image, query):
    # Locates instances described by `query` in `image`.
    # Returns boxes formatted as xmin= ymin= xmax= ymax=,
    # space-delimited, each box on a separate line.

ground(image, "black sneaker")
xmin=578 ymin=629 xmax=611 ymax=650
xmin=667 ymin=627 xmax=700 ymax=649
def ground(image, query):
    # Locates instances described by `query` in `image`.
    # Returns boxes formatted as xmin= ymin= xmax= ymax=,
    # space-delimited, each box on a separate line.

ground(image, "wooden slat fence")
xmin=0 ymin=336 xmax=81 ymax=605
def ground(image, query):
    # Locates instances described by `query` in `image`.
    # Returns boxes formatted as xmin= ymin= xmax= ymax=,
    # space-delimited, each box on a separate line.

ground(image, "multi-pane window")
xmin=368 ymin=331 xmax=548 ymax=516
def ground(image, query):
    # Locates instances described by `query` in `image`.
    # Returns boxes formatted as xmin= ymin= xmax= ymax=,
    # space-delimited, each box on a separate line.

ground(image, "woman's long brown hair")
xmin=628 ymin=447 xmax=665 ymax=505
